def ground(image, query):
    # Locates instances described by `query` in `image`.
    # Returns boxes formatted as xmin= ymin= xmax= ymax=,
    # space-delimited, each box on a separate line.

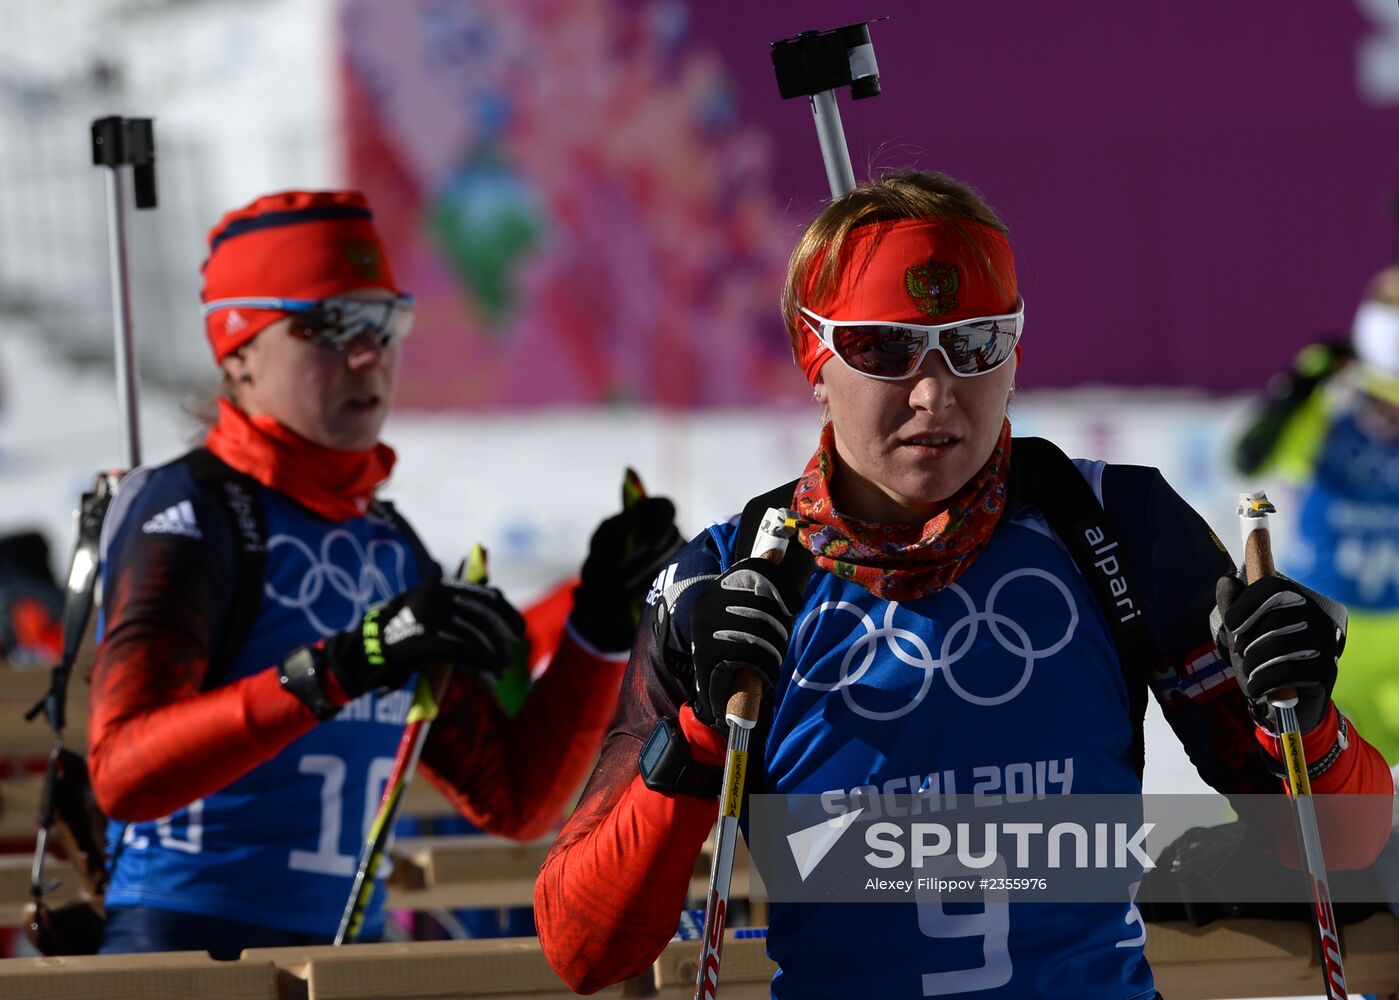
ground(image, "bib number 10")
xmin=288 ymin=753 xmax=396 ymax=877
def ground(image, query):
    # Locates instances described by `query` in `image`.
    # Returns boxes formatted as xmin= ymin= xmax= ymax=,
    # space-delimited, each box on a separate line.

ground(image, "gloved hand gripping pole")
xmin=693 ymin=508 xmax=803 ymax=1000
xmin=1237 ymin=492 xmax=1348 ymax=1000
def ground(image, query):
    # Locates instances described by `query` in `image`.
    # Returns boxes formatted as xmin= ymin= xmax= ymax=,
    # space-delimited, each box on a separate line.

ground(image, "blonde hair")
xmin=780 ymin=171 xmax=1012 ymax=356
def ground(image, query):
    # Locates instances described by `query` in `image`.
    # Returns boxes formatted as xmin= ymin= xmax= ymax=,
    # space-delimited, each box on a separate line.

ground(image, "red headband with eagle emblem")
xmin=795 ymin=217 xmax=1018 ymax=383
xmin=200 ymin=190 xmax=402 ymax=361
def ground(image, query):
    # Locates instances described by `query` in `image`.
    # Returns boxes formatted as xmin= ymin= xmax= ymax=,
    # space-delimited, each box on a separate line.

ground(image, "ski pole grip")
xmin=1242 ymin=526 xmax=1275 ymax=584
xmin=1237 ymin=489 xmax=1277 ymax=585
xmin=726 ymin=669 xmax=764 ymax=726
xmin=1237 ymin=491 xmax=1299 ymax=706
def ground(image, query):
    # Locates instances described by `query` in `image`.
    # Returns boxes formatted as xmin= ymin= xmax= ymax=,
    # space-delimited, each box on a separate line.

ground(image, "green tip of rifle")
xmin=622 ymin=466 xmax=647 ymax=508
xmin=464 ymin=543 xmax=489 ymax=584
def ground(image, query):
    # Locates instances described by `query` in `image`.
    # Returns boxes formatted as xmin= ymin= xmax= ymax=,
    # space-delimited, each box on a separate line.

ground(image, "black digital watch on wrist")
xmin=639 ymin=715 xmax=723 ymax=797
xmin=278 ymin=646 xmax=341 ymax=721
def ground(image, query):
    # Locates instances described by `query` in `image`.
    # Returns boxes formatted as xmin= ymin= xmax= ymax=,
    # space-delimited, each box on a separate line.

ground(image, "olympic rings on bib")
xmin=264 ymin=529 xmax=411 ymax=636
xmin=789 ymin=569 xmax=1079 ymax=720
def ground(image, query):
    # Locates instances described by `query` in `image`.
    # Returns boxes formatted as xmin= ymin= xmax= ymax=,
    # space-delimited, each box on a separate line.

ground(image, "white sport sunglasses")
xmin=800 ymin=299 xmax=1024 ymax=380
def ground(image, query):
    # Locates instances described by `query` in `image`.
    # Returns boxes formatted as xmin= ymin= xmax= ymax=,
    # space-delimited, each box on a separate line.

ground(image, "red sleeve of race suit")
xmin=1252 ymin=702 xmax=1395 ymax=868
xmin=87 ymin=496 xmax=323 ymax=823
xmin=533 ymin=528 xmax=729 ymax=994
xmin=1109 ymin=460 xmax=1394 ymax=868
xmin=535 ymin=702 xmax=723 ymax=994
xmin=419 ymin=622 xmax=627 ymax=841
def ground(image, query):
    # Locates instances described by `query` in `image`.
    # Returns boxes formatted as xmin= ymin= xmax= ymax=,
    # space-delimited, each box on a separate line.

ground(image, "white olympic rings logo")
xmin=263 ymin=530 xmax=410 ymax=636
xmin=789 ymin=569 xmax=1078 ymax=720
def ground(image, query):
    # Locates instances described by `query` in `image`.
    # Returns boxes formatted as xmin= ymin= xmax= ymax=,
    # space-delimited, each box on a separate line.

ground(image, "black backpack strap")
xmin=181 ymin=448 xmax=267 ymax=690
xmin=1010 ymin=437 xmax=1155 ymax=781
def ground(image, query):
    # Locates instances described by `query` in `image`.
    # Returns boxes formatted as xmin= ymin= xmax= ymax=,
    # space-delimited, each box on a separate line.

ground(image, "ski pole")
xmin=771 ymin=20 xmax=886 ymax=199
xmin=334 ymin=543 xmax=489 ymax=945
xmin=694 ymin=507 xmax=803 ymax=1000
xmin=336 ymin=468 xmax=658 ymax=942
xmin=1237 ymin=491 xmax=1349 ymax=1000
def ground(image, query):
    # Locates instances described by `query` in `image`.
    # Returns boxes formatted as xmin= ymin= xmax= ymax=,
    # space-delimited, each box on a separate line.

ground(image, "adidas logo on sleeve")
xmin=142 ymin=500 xmax=203 ymax=539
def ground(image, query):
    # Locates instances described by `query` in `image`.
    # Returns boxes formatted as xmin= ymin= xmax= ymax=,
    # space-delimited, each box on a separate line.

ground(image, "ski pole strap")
xmin=1260 ymin=714 xmax=1350 ymax=783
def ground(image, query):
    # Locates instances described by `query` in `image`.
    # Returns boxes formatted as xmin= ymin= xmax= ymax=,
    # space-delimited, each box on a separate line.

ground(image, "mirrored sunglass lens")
xmin=937 ymin=318 xmax=1018 ymax=374
xmin=290 ymin=300 xmax=414 ymax=349
xmin=288 ymin=309 xmax=339 ymax=343
xmin=349 ymin=301 xmax=414 ymax=347
xmin=385 ymin=305 xmax=414 ymax=343
xmin=337 ymin=305 xmax=384 ymax=345
xmin=831 ymin=325 xmax=924 ymax=377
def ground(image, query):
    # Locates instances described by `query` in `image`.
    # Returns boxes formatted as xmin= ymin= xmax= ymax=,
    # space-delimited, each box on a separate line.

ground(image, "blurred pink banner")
xmin=339 ymin=0 xmax=794 ymax=410
xmin=341 ymin=0 xmax=1399 ymax=410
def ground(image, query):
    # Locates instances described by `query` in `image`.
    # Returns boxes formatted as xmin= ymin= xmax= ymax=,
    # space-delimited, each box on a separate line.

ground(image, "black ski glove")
xmin=570 ymin=496 xmax=684 ymax=653
xmin=280 ymin=577 xmax=526 ymax=718
xmin=1212 ymin=573 xmax=1346 ymax=734
xmin=689 ymin=556 xmax=806 ymax=732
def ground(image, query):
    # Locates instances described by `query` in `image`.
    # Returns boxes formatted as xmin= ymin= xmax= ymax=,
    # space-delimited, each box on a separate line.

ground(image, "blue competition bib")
xmin=709 ymin=511 xmax=1153 ymax=999
xmin=103 ymin=480 xmax=426 ymax=938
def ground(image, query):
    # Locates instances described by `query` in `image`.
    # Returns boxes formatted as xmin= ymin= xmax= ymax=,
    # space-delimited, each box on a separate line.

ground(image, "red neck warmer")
xmin=204 ymin=398 xmax=396 ymax=522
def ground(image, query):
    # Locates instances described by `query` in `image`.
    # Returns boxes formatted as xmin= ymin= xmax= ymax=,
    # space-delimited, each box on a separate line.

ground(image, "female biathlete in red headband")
xmin=88 ymin=190 xmax=681 ymax=956
xmin=534 ymin=172 xmax=1393 ymax=999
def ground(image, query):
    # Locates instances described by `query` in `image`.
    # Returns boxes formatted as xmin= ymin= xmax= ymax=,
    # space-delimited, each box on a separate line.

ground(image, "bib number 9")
xmin=915 ymin=855 xmax=1012 ymax=996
